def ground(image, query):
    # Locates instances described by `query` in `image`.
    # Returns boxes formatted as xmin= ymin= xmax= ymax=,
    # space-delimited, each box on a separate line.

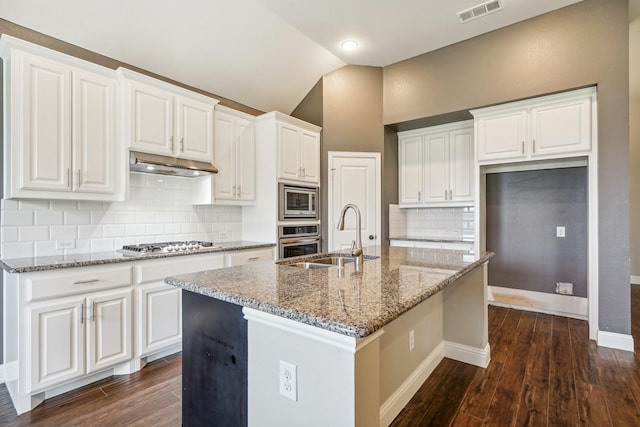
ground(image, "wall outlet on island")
xmin=279 ymin=360 xmax=297 ymax=402
xmin=409 ymin=330 xmax=415 ymax=351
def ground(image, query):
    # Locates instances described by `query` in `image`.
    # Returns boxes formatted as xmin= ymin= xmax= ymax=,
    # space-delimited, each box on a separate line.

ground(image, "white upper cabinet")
xmin=472 ymin=87 xmax=595 ymax=164
xmin=118 ymin=68 xmax=218 ymax=163
xmin=398 ymin=121 xmax=474 ymax=208
xmin=0 ymin=36 xmax=123 ymax=201
xmin=213 ymin=106 xmax=256 ymax=204
xmin=260 ymin=112 xmax=320 ymax=185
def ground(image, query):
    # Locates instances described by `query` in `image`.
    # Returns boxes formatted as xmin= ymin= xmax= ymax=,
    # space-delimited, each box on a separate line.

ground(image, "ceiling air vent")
xmin=457 ymin=0 xmax=503 ymax=23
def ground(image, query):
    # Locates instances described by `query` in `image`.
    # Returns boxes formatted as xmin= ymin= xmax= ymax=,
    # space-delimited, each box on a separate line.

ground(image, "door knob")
xmin=369 ymin=235 xmax=375 ymax=240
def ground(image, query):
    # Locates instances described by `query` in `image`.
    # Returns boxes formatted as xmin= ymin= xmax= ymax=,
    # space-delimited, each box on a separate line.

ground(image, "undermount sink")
xmin=289 ymin=254 xmax=379 ymax=269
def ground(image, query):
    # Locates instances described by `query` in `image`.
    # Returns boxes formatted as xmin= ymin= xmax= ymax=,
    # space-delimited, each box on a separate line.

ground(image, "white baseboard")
xmin=444 ymin=341 xmax=491 ymax=368
xmin=631 ymin=275 xmax=640 ymax=285
xmin=488 ymin=285 xmax=588 ymax=320
xmin=379 ymin=342 xmax=444 ymax=427
xmin=597 ymin=330 xmax=635 ymax=352
xmin=0 ymin=363 xmax=4 ymax=384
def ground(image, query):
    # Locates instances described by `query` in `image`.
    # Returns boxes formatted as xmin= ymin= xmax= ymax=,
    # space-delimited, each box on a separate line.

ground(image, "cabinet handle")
xmin=92 ymin=302 xmax=96 ymax=322
xmin=522 ymin=141 xmax=525 ymax=154
xmin=247 ymin=256 xmax=260 ymax=262
xmin=236 ymin=186 xmax=241 ymax=197
xmin=302 ymin=168 xmax=306 ymax=177
xmin=80 ymin=303 xmax=84 ymax=324
xmin=77 ymin=169 xmax=81 ymax=189
xmin=67 ymin=168 xmax=72 ymax=190
xmin=74 ymin=279 xmax=100 ymax=285
xmin=170 ymin=136 xmax=174 ymax=151
xmin=180 ymin=137 xmax=184 ymax=152
xmin=532 ymin=139 xmax=536 ymax=153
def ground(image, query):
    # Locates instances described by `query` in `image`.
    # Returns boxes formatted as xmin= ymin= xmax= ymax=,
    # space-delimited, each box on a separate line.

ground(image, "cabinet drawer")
xmin=133 ymin=253 xmax=225 ymax=284
xmin=25 ymin=264 xmax=133 ymax=301
xmin=225 ymin=248 xmax=274 ymax=267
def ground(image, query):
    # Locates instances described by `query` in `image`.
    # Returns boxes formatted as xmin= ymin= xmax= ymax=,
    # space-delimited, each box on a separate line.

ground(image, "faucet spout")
xmin=337 ymin=204 xmax=363 ymax=264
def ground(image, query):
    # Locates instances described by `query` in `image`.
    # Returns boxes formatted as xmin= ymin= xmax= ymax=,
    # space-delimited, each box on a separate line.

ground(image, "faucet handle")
xmin=351 ymin=240 xmax=356 ymax=250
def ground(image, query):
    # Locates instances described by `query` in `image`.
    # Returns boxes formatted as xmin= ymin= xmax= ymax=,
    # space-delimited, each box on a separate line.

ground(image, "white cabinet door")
xmin=73 ymin=67 xmax=118 ymax=194
xmin=398 ymin=134 xmax=423 ymax=205
xmin=278 ymin=123 xmax=303 ymax=182
xmin=128 ymin=79 xmax=174 ymax=156
xmin=176 ymin=95 xmax=214 ymax=162
xmin=300 ymin=131 xmax=320 ymax=184
xmin=213 ymin=109 xmax=256 ymax=203
xmin=423 ymin=132 xmax=449 ymax=203
xmin=476 ymin=109 xmax=527 ymax=162
xmin=449 ymin=127 xmax=474 ymax=202
xmin=530 ymin=96 xmax=591 ymax=157
xmin=236 ymin=117 xmax=256 ymax=201
xmin=30 ymin=296 xmax=85 ymax=392
xmin=86 ymin=288 xmax=132 ymax=373
xmin=16 ymin=51 xmax=72 ymax=192
xmin=213 ymin=111 xmax=237 ymax=201
xmin=137 ymin=283 xmax=181 ymax=356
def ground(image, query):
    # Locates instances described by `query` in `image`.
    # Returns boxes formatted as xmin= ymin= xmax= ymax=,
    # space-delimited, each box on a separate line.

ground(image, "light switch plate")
xmin=556 ymin=226 xmax=565 ymax=238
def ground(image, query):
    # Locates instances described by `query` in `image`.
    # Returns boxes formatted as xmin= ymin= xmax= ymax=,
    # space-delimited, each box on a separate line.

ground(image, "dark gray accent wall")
xmin=486 ymin=168 xmax=588 ymax=297
xmin=383 ymin=0 xmax=630 ymax=335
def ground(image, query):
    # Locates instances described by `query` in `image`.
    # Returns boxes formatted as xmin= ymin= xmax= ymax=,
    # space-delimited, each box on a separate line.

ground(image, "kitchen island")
xmin=166 ymin=246 xmax=493 ymax=427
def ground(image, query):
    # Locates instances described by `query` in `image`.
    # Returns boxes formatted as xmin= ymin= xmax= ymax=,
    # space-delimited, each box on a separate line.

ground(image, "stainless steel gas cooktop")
xmin=118 ymin=241 xmax=220 ymax=257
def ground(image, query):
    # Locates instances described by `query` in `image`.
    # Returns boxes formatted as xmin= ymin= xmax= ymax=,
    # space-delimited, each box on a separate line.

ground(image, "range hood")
xmin=129 ymin=151 xmax=218 ymax=177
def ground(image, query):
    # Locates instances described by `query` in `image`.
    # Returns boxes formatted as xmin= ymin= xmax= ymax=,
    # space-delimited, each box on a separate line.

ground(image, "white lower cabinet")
xmin=31 ymin=287 xmax=133 ymax=392
xmin=133 ymin=252 xmax=225 ymax=358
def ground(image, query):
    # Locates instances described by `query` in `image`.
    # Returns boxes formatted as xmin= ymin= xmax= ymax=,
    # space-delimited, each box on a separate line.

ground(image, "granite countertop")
xmin=166 ymin=246 xmax=493 ymax=338
xmin=389 ymin=236 xmax=475 ymax=244
xmin=0 ymin=241 xmax=276 ymax=274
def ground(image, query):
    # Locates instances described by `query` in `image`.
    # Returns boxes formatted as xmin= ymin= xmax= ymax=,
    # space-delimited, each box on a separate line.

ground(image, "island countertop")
xmin=166 ymin=246 xmax=493 ymax=338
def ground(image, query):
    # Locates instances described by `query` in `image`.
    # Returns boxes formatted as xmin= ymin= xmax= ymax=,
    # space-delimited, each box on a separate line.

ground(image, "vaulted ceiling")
xmin=0 ymin=0 xmax=585 ymax=113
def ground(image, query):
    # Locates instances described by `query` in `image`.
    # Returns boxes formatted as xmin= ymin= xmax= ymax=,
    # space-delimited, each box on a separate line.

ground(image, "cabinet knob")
xmin=180 ymin=137 xmax=184 ymax=152
xmin=369 ymin=235 xmax=375 ymax=240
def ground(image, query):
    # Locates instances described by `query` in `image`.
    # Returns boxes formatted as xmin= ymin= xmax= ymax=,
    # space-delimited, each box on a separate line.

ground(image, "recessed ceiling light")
xmin=340 ymin=40 xmax=359 ymax=51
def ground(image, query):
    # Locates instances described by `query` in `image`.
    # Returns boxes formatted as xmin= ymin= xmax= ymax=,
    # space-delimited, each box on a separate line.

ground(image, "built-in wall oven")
xmin=279 ymin=183 xmax=319 ymax=221
xmin=278 ymin=223 xmax=321 ymax=259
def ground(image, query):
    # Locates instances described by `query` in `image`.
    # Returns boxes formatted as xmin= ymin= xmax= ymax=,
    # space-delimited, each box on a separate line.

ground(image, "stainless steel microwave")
xmin=279 ymin=183 xmax=319 ymax=220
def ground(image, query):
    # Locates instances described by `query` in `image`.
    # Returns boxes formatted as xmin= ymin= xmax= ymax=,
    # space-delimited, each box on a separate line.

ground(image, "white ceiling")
xmin=0 ymin=0 xmax=583 ymax=114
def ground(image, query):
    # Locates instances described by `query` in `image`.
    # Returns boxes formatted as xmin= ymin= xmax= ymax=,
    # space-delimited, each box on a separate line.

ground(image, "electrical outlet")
xmin=218 ymin=231 xmax=230 ymax=240
xmin=56 ymin=240 xmax=75 ymax=250
xmin=279 ymin=360 xmax=297 ymax=401
xmin=556 ymin=282 xmax=574 ymax=295
xmin=409 ymin=330 xmax=415 ymax=351
xmin=556 ymin=226 xmax=566 ymax=238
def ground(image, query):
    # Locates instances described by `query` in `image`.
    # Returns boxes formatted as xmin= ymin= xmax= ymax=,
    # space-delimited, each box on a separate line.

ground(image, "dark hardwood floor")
xmin=2 ymin=287 xmax=640 ymax=426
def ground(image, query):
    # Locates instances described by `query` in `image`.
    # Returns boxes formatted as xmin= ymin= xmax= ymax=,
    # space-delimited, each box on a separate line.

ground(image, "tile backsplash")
xmin=389 ymin=204 xmax=474 ymax=240
xmin=1 ymin=173 xmax=242 ymax=259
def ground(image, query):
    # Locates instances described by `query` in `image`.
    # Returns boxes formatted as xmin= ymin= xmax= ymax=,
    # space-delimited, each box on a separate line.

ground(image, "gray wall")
xmin=382 ymin=0 xmax=630 ymax=335
xmin=486 ymin=168 xmax=588 ymax=297
xmin=630 ymin=16 xmax=640 ymax=279
xmin=293 ymin=65 xmax=393 ymax=250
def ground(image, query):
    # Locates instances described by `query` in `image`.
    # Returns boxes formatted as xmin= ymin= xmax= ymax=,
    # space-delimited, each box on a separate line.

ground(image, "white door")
xmin=128 ymin=80 xmax=174 ymax=156
xmin=86 ymin=288 xmax=132 ymax=373
xmin=137 ymin=282 xmax=182 ymax=356
xmin=17 ymin=51 xmax=72 ymax=192
xmin=213 ymin=111 xmax=237 ymax=200
xmin=73 ymin=67 xmax=118 ymax=194
xmin=328 ymin=152 xmax=381 ymax=253
xmin=30 ymin=296 xmax=85 ymax=392
xmin=278 ymin=123 xmax=302 ymax=181
xmin=176 ymin=94 xmax=215 ymax=162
